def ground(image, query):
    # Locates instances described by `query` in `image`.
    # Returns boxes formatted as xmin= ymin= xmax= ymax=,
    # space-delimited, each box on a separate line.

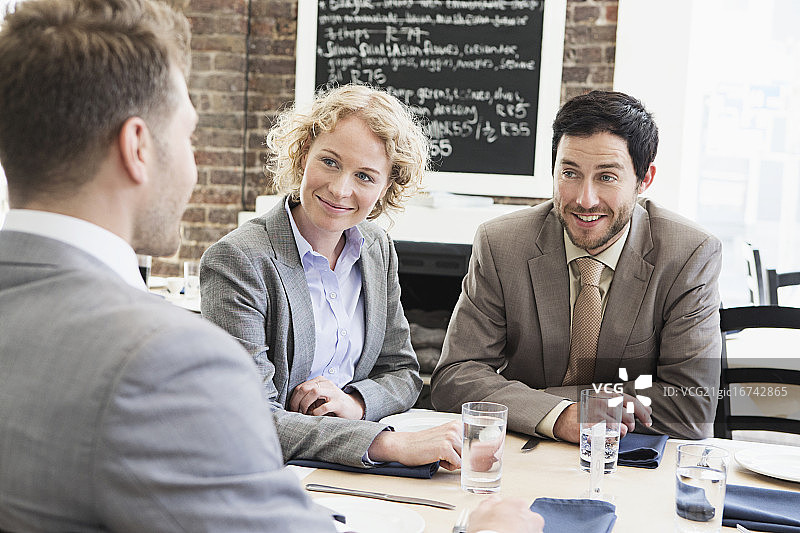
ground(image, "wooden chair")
xmin=714 ymin=306 xmax=800 ymax=439
xmin=743 ymin=242 xmax=767 ymax=305
xmin=766 ymin=268 xmax=800 ymax=306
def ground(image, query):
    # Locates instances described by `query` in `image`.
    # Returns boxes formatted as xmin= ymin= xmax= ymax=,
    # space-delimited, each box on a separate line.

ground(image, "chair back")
xmin=743 ymin=242 xmax=767 ymax=305
xmin=714 ymin=306 xmax=800 ymax=439
xmin=766 ymin=268 xmax=800 ymax=306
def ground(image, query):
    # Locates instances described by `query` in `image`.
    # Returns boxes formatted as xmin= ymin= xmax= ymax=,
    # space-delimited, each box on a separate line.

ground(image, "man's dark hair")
xmin=551 ymin=91 xmax=658 ymax=184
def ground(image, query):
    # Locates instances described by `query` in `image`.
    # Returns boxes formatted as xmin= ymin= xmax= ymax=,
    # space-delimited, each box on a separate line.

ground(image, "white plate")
xmin=379 ymin=409 xmax=461 ymax=432
xmin=169 ymin=295 xmax=200 ymax=313
xmin=314 ymin=496 xmax=425 ymax=533
xmin=147 ymin=276 xmax=167 ymax=289
xmin=735 ymin=448 xmax=800 ymax=483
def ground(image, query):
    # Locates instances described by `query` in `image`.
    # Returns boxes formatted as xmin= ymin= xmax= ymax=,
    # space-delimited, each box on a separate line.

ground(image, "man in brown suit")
xmin=432 ymin=91 xmax=721 ymax=442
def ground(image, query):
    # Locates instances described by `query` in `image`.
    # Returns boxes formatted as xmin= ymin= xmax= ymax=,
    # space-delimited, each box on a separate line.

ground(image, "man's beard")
xmin=554 ymin=194 xmax=636 ymax=252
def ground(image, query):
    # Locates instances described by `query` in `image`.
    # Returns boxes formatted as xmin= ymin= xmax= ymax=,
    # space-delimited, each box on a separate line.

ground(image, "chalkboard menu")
xmin=296 ymin=0 xmax=564 ymax=196
xmin=313 ymin=1 xmax=545 ymax=176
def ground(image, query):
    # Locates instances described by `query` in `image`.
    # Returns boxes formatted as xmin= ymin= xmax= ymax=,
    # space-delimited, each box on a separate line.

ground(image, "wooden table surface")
xmin=304 ymin=432 xmax=800 ymax=532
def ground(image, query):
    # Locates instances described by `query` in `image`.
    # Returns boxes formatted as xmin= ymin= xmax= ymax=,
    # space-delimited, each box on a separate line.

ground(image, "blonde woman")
xmin=201 ymin=85 xmax=462 ymax=469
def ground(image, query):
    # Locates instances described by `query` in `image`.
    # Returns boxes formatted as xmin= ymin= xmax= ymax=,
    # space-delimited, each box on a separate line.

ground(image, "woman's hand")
xmin=367 ymin=421 xmax=463 ymax=470
xmin=288 ymin=376 xmax=366 ymax=420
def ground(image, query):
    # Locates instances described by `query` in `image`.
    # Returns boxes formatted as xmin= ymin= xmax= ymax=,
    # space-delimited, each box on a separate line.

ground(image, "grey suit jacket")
xmin=431 ymin=199 xmax=722 ymax=439
xmin=201 ymin=201 xmax=421 ymax=467
xmin=0 ymin=230 xmax=334 ymax=532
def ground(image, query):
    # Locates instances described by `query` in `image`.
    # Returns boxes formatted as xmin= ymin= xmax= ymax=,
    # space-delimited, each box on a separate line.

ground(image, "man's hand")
xmin=553 ymin=392 xmax=654 ymax=442
xmin=467 ymin=495 xmax=544 ymax=533
xmin=288 ymin=377 xmax=365 ymax=420
xmin=367 ymin=421 xmax=462 ymax=470
xmin=620 ymin=392 xmax=652 ymax=434
xmin=553 ymin=403 xmax=580 ymax=442
xmin=466 ymin=432 xmax=503 ymax=472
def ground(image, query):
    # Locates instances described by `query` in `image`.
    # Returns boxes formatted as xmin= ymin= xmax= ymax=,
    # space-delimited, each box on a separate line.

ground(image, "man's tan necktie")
xmin=563 ymin=257 xmax=605 ymax=386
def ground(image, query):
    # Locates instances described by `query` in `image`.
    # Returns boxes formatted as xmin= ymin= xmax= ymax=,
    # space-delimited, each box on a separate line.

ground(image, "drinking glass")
xmin=579 ymin=389 xmax=623 ymax=474
xmin=183 ymin=260 xmax=200 ymax=299
xmin=136 ymin=254 xmax=152 ymax=286
xmin=675 ymin=444 xmax=728 ymax=533
xmin=461 ymin=401 xmax=507 ymax=493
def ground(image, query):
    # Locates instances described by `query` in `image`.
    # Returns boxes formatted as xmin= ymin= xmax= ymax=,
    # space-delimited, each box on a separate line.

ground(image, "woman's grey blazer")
xmin=201 ymin=201 xmax=422 ymax=466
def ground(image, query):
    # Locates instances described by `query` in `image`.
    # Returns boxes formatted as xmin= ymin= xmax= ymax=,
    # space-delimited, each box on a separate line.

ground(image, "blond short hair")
xmin=266 ymin=84 xmax=429 ymax=219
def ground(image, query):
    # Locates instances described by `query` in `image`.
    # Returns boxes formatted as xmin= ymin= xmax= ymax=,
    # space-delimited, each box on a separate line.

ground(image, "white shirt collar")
xmin=2 ymin=209 xmax=147 ymax=290
xmin=284 ymin=198 xmax=364 ymax=267
xmin=563 ymin=222 xmax=631 ymax=271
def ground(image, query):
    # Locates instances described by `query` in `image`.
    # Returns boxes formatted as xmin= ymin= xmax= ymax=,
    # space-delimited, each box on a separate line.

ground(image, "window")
xmin=615 ymin=0 xmax=800 ymax=306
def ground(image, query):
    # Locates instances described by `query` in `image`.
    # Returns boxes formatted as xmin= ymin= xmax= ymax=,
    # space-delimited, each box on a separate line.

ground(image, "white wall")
xmin=613 ymin=0 xmax=695 ymax=217
xmin=615 ymin=0 xmax=800 ymax=306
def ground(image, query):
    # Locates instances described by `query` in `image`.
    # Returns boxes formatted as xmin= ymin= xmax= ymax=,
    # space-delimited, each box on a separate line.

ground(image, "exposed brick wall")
xmin=562 ymin=0 xmax=618 ymax=103
xmin=155 ymin=0 xmax=296 ymax=275
xmin=153 ymin=0 xmax=618 ymax=275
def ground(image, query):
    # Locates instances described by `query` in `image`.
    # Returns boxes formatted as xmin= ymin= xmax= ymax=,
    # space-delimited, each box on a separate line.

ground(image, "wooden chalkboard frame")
xmin=295 ymin=0 xmax=565 ymax=198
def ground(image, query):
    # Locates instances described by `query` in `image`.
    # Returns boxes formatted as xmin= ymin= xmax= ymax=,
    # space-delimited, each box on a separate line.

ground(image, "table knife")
xmin=305 ymin=483 xmax=456 ymax=510
xmin=521 ymin=436 xmax=542 ymax=451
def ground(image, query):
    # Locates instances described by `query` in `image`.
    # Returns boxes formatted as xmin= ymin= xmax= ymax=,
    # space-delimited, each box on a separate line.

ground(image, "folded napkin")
xmin=617 ymin=433 xmax=669 ymax=468
xmin=676 ymin=480 xmax=800 ymax=532
xmin=723 ymin=484 xmax=800 ymax=533
xmin=286 ymin=459 xmax=439 ymax=479
xmin=676 ymin=479 xmax=716 ymax=522
xmin=530 ymin=498 xmax=617 ymax=533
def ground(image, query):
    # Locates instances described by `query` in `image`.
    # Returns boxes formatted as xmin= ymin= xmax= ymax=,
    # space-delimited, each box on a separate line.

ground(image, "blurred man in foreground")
xmin=0 ymin=0 xmax=541 ymax=531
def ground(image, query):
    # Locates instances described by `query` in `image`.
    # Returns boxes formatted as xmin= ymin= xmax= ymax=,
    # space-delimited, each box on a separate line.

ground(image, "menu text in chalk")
xmin=314 ymin=1 xmax=545 ymax=176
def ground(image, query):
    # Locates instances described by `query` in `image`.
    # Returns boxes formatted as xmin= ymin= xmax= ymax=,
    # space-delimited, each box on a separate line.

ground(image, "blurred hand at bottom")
xmin=467 ymin=496 xmax=544 ymax=533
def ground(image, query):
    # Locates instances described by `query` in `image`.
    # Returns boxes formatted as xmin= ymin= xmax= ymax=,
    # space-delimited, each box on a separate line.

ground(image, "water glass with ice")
xmin=579 ymin=389 xmax=623 ymax=474
xmin=675 ymin=444 xmax=728 ymax=533
xmin=461 ymin=401 xmax=507 ymax=493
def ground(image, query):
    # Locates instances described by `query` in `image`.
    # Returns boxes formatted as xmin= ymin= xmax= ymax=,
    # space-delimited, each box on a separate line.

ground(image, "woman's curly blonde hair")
xmin=265 ymin=84 xmax=429 ymax=219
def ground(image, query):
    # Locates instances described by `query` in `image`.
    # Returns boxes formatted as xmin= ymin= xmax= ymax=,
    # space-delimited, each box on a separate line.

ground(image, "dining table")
xmin=147 ymin=276 xmax=201 ymax=313
xmin=297 ymin=417 xmax=800 ymax=532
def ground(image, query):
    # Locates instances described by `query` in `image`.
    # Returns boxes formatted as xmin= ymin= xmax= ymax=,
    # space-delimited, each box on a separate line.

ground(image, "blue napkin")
xmin=723 ymin=484 xmax=800 ymax=532
xmin=676 ymin=479 xmax=716 ymax=522
xmin=676 ymin=481 xmax=800 ymax=532
xmin=286 ymin=458 xmax=440 ymax=479
xmin=530 ymin=498 xmax=617 ymax=533
xmin=617 ymin=433 xmax=669 ymax=468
